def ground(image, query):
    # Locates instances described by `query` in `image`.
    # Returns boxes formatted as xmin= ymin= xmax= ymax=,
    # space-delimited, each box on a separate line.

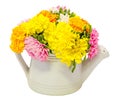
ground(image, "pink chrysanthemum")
xmin=24 ymin=36 xmax=49 ymax=61
xmin=88 ymin=29 xmax=99 ymax=59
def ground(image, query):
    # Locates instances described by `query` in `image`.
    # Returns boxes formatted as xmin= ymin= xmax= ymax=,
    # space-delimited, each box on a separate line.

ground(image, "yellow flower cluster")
xmin=69 ymin=16 xmax=91 ymax=33
xmin=10 ymin=24 xmax=26 ymax=53
xmin=10 ymin=14 xmax=51 ymax=53
xmin=10 ymin=6 xmax=92 ymax=71
xmin=44 ymin=22 xmax=88 ymax=66
xmin=39 ymin=10 xmax=58 ymax=22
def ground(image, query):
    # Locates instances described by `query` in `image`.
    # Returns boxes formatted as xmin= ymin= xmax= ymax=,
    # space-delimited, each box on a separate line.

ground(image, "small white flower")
xmin=58 ymin=14 xmax=69 ymax=23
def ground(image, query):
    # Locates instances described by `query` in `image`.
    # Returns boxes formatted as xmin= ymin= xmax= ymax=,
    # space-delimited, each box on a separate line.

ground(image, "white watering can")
xmin=15 ymin=45 xmax=109 ymax=95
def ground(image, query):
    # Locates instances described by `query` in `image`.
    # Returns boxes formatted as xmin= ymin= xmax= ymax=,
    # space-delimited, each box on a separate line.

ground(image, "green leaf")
xmin=89 ymin=24 xmax=92 ymax=33
xmin=38 ymin=35 xmax=42 ymax=41
xmin=59 ymin=8 xmax=63 ymax=14
xmin=67 ymin=9 xmax=70 ymax=15
xmin=83 ymin=26 xmax=86 ymax=31
xmin=49 ymin=49 xmax=53 ymax=54
xmin=71 ymin=60 xmax=76 ymax=73
xmin=64 ymin=9 xmax=67 ymax=13
xmin=76 ymin=32 xmax=80 ymax=34
xmin=32 ymin=34 xmax=38 ymax=39
xmin=83 ymin=55 xmax=87 ymax=61
xmin=70 ymin=12 xmax=75 ymax=17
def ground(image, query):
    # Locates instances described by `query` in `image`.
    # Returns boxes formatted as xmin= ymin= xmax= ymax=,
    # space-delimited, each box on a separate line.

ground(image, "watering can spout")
xmin=81 ymin=45 xmax=109 ymax=83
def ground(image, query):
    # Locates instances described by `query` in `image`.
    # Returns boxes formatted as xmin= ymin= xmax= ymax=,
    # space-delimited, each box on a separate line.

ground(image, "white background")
xmin=0 ymin=0 xmax=120 ymax=101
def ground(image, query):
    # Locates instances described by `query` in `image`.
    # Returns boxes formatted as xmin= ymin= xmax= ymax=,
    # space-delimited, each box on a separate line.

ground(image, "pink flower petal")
xmin=88 ymin=29 xmax=99 ymax=59
xmin=24 ymin=36 xmax=49 ymax=61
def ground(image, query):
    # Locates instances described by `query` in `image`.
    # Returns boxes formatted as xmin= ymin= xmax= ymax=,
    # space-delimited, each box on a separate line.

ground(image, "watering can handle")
xmin=15 ymin=53 xmax=29 ymax=77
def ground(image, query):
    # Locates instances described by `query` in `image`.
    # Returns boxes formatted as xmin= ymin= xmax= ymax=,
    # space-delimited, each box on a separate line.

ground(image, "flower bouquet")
xmin=10 ymin=6 xmax=99 ymax=72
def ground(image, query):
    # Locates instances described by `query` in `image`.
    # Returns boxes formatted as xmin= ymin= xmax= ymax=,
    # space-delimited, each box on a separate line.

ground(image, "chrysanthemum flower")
xmin=44 ymin=22 xmax=88 ymax=66
xmin=10 ymin=24 xmax=26 ymax=53
xmin=24 ymin=36 xmax=49 ymax=61
xmin=39 ymin=10 xmax=58 ymax=22
xmin=10 ymin=6 xmax=99 ymax=72
xmin=88 ymin=29 xmax=99 ymax=59
xmin=69 ymin=16 xmax=91 ymax=33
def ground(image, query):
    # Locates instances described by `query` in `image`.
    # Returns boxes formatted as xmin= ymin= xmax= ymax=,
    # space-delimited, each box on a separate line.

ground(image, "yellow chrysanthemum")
xmin=26 ymin=14 xmax=50 ymax=35
xmin=10 ymin=14 xmax=51 ymax=53
xmin=10 ymin=24 xmax=26 ymax=53
xmin=39 ymin=10 xmax=58 ymax=22
xmin=9 ymin=6 xmax=95 ymax=72
xmin=10 ymin=19 xmax=40 ymax=53
xmin=69 ymin=16 xmax=91 ymax=33
xmin=44 ymin=22 xmax=88 ymax=66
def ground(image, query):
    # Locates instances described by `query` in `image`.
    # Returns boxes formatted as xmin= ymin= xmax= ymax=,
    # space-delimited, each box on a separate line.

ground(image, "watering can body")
xmin=15 ymin=45 xmax=109 ymax=95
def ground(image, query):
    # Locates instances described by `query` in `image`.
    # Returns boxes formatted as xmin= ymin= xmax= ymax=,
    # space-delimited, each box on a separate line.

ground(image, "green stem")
xmin=71 ymin=60 xmax=76 ymax=73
